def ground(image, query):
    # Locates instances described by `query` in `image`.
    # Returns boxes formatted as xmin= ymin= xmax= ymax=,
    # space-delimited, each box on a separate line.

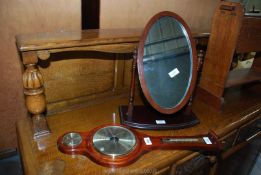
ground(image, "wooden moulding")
xmin=16 ymin=28 xmax=210 ymax=52
xmin=36 ymin=50 xmax=50 ymax=60
xmin=16 ymin=29 xmax=142 ymax=52
xmin=22 ymin=51 xmax=38 ymax=65
xmin=46 ymin=43 xmax=138 ymax=54
xmin=22 ymin=64 xmax=46 ymax=114
xmin=22 ymin=62 xmax=50 ymax=139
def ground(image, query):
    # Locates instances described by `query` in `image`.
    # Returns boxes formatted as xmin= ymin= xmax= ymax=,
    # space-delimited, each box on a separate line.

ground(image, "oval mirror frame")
xmin=137 ymin=11 xmax=198 ymax=114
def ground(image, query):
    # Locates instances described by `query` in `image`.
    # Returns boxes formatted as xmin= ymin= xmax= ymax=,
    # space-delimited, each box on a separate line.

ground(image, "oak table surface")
xmin=17 ymin=84 xmax=261 ymax=175
xmin=16 ymin=28 xmax=258 ymax=175
xmin=16 ymin=29 xmax=209 ymax=52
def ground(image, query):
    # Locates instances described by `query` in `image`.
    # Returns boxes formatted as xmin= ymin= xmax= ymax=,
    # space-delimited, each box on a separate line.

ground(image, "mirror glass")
xmin=139 ymin=16 xmax=192 ymax=110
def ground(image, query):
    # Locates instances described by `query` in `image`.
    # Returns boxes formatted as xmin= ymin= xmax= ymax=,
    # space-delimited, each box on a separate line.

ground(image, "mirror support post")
xmin=127 ymin=48 xmax=137 ymax=121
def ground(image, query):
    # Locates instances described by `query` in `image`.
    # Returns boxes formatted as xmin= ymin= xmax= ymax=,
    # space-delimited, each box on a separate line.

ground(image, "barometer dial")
xmin=62 ymin=132 xmax=82 ymax=147
xmin=92 ymin=126 xmax=136 ymax=156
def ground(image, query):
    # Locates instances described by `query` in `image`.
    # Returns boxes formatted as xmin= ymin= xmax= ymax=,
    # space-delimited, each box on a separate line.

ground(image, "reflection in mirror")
xmin=120 ymin=11 xmax=199 ymax=129
xmin=142 ymin=16 xmax=192 ymax=109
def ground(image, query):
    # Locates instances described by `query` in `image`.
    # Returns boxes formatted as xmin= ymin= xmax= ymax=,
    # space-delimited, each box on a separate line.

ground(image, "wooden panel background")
xmin=0 ymin=0 xmax=81 ymax=148
xmin=40 ymin=53 xmax=115 ymax=103
xmin=1 ymin=0 xmax=220 ymax=149
xmin=236 ymin=16 xmax=261 ymax=53
xmin=100 ymin=0 xmax=219 ymax=33
xmin=39 ymin=52 xmax=133 ymax=114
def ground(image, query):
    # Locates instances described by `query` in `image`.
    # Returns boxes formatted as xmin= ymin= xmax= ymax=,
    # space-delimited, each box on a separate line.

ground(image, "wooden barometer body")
xmin=57 ymin=124 xmax=221 ymax=167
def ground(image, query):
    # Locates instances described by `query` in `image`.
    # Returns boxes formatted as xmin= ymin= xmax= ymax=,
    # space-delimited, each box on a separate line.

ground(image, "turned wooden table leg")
xmin=22 ymin=52 xmax=51 ymax=139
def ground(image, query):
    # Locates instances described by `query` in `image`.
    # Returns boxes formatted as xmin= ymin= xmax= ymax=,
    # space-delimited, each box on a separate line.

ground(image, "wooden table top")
xmin=16 ymin=29 xmax=209 ymax=52
xmin=16 ymin=29 xmax=142 ymax=52
xmin=16 ymin=84 xmax=260 ymax=175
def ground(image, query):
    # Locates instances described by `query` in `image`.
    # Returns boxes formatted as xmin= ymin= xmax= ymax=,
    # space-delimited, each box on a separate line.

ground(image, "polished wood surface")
xmin=197 ymin=1 xmax=261 ymax=109
xmin=17 ymin=84 xmax=261 ymax=174
xmin=199 ymin=1 xmax=244 ymax=99
xmin=16 ymin=29 xmax=142 ymax=52
xmin=16 ymin=29 xmax=209 ymax=53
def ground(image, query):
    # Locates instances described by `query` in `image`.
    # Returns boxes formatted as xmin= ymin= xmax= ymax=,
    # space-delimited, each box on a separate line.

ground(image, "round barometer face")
xmin=92 ymin=126 xmax=136 ymax=157
xmin=62 ymin=132 xmax=82 ymax=147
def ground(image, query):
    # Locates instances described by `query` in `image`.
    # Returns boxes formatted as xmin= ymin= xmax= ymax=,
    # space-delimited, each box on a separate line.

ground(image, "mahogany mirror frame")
xmin=137 ymin=11 xmax=198 ymax=114
xmin=120 ymin=11 xmax=200 ymax=129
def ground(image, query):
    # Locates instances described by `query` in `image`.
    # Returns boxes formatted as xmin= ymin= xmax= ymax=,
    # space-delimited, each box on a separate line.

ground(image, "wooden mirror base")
xmin=119 ymin=105 xmax=199 ymax=129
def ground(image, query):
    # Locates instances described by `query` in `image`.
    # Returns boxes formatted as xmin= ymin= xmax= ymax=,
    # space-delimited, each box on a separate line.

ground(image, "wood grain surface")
xmin=197 ymin=1 xmax=261 ymax=110
xmin=17 ymin=29 xmax=209 ymax=115
xmin=0 ymin=0 xmax=81 ymax=148
xmin=199 ymin=1 xmax=244 ymax=98
xmin=100 ymin=0 xmax=219 ymax=33
xmin=236 ymin=16 xmax=261 ymax=53
xmin=17 ymin=83 xmax=261 ymax=175
xmin=16 ymin=29 xmax=142 ymax=52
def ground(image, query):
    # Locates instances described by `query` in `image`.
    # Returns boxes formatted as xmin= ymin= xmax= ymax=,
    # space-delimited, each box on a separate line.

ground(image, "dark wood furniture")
xmin=197 ymin=1 xmax=261 ymax=110
xmin=16 ymin=28 xmax=260 ymax=175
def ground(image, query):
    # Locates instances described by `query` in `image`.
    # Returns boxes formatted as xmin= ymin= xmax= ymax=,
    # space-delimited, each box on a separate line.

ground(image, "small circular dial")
xmin=62 ymin=132 xmax=82 ymax=147
xmin=92 ymin=126 xmax=136 ymax=157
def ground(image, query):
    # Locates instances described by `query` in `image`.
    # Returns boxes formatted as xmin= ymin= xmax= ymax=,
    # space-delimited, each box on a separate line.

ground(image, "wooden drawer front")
xmin=221 ymin=130 xmax=238 ymax=152
xmin=235 ymin=118 xmax=261 ymax=145
xmin=173 ymin=154 xmax=210 ymax=175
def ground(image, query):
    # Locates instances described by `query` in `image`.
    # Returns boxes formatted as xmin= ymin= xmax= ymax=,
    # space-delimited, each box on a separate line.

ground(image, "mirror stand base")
xmin=119 ymin=105 xmax=199 ymax=130
xmin=31 ymin=114 xmax=51 ymax=140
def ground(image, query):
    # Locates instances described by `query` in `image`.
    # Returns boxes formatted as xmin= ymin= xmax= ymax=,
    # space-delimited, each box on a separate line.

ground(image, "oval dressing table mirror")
xmin=119 ymin=11 xmax=199 ymax=129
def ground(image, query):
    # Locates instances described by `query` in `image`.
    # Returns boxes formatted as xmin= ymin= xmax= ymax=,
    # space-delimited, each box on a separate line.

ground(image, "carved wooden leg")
xmin=23 ymin=64 xmax=51 ymax=139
